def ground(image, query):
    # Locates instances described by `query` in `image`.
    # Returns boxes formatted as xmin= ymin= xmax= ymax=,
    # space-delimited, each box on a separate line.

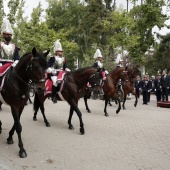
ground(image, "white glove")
xmin=46 ymin=67 xmax=53 ymax=73
xmin=52 ymin=69 xmax=57 ymax=75
xmin=65 ymin=68 xmax=71 ymax=72
xmin=105 ymin=70 xmax=109 ymax=74
xmin=12 ymin=60 xmax=19 ymax=67
xmin=155 ymin=89 xmax=157 ymax=91
xmin=148 ymin=90 xmax=150 ymax=92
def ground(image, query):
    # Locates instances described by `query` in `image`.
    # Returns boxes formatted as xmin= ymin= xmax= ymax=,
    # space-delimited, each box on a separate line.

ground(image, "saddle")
xmin=0 ymin=63 xmax=13 ymax=91
xmin=45 ymin=70 xmax=66 ymax=95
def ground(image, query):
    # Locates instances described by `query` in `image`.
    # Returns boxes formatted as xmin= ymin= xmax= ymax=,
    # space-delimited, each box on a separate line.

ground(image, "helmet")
xmin=93 ymin=49 xmax=102 ymax=59
xmin=54 ymin=39 xmax=63 ymax=53
xmin=1 ymin=19 xmax=13 ymax=35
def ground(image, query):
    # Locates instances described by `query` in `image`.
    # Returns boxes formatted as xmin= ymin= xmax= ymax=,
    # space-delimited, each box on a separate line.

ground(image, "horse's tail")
xmin=33 ymin=92 xmax=40 ymax=111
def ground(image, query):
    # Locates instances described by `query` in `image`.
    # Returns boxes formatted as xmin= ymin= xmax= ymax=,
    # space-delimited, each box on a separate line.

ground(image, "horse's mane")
xmin=72 ymin=66 xmax=96 ymax=76
xmin=18 ymin=51 xmax=48 ymax=69
xmin=109 ymin=67 xmax=125 ymax=76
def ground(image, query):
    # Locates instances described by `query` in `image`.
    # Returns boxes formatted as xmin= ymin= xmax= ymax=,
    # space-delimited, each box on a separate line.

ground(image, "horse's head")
xmin=27 ymin=48 xmax=49 ymax=94
xmin=88 ymin=68 xmax=104 ymax=99
xmin=125 ymin=64 xmax=140 ymax=79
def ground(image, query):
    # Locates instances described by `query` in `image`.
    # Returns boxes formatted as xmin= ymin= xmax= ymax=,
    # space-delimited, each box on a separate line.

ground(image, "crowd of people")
xmin=134 ymin=70 xmax=170 ymax=105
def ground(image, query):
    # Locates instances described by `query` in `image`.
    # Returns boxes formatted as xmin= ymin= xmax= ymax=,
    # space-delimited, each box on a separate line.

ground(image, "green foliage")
xmin=0 ymin=0 xmax=169 ymax=71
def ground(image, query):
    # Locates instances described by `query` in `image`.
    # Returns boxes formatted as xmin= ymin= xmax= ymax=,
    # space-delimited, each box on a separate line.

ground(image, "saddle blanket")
xmin=0 ymin=63 xmax=12 ymax=76
xmin=57 ymin=70 xmax=66 ymax=81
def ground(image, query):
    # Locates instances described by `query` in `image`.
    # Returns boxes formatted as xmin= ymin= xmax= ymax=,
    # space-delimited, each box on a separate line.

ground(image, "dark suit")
xmin=141 ymin=80 xmax=150 ymax=104
xmin=147 ymin=80 xmax=153 ymax=102
xmin=161 ymin=75 xmax=170 ymax=101
xmin=154 ymin=79 xmax=161 ymax=102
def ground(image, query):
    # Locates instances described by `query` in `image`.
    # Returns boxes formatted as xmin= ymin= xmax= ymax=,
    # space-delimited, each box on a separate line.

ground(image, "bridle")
xmin=7 ymin=57 xmax=46 ymax=97
xmin=26 ymin=57 xmax=46 ymax=84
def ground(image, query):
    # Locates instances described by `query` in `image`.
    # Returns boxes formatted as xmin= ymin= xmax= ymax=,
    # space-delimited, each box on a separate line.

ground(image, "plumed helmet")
xmin=115 ymin=53 xmax=123 ymax=64
xmin=93 ymin=49 xmax=102 ymax=59
xmin=54 ymin=39 xmax=63 ymax=53
xmin=1 ymin=18 xmax=13 ymax=35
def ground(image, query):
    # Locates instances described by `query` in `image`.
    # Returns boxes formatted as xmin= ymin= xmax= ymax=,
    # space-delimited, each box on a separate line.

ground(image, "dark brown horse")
xmin=121 ymin=64 xmax=140 ymax=110
xmin=33 ymin=67 xmax=102 ymax=134
xmin=0 ymin=48 xmax=49 ymax=158
xmin=83 ymin=71 xmax=103 ymax=113
xmin=102 ymin=67 xmax=130 ymax=116
xmin=83 ymin=67 xmax=128 ymax=116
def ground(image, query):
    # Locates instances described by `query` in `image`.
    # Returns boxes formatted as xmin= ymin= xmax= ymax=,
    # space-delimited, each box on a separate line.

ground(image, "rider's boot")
xmin=52 ymin=85 xmax=57 ymax=103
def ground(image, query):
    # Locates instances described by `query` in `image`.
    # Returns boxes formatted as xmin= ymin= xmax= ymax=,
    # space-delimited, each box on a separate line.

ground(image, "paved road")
xmin=0 ymin=95 xmax=170 ymax=170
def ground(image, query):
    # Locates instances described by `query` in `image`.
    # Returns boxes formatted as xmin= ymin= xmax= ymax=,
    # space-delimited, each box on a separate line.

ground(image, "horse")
xmin=121 ymin=64 xmax=140 ymax=110
xmin=33 ymin=66 xmax=102 ymax=134
xmin=102 ymin=67 xmax=130 ymax=116
xmin=82 ymin=67 xmax=128 ymax=116
xmin=0 ymin=48 xmax=49 ymax=158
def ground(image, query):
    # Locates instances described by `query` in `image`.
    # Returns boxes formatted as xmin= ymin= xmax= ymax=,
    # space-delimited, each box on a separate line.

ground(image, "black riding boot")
xmin=52 ymin=85 xmax=57 ymax=103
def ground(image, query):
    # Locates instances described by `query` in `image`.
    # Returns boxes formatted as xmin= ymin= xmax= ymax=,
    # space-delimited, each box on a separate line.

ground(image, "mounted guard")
xmin=93 ymin=49 xmax=107 ymax=95
xmin=46 ymin=39 xmax=70 ymax=103
xmin=115 ymin=53 xmax=124 ymax=101
xmin=0 ymin=18 xmax=20 ymax=67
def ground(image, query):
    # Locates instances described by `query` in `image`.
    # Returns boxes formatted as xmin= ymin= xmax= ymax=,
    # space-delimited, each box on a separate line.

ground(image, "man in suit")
xmin=154 ymin=73 xmax=162 ymax=102
xmin=145 ymin=74 xmax=152 ymax=102
xmin=160 ymin=69 xmax=170 ymax=102
xmin=141 ymin=75 xmax=150 ymax=105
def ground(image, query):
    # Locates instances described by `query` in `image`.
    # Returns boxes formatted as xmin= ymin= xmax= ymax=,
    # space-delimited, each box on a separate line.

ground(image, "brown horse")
xmin=102 ymin=67 xmax=129 ymax=116
xmin=83 ymin=67 xmax=129 ymax=116
xmin=121 ymin=64 xmax=140 ymax=110
xmin=0 ymin=48 xmax=49 ymax=158
xmin=33 ymin=67 xmax=102 ymax=134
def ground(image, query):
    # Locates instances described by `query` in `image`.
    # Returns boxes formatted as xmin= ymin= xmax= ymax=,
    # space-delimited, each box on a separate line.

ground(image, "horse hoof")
xmin=123 ymin=108 xmax=126 ymax=110
xmin=7 ymin=139 xmax=14 ymax=144
xmin=87 ymin=110 xmax=91 ymax=113
xmin=134 ymin=104 xmax=137 ymax=107
xmin=33 ymin=117 xmax=37 ymax=121
xmin=69 ymin=125 xmax=74 ymax=130
xmin=105 ymin=114 xmax=109 ymax=117
xmin=19 ymin=150 xmax=27 ymax=158
xmin=0 ymin=130 xmax=1 ymax=134
xmin=46 ymin=123 xmax=51 ymax=127
xmin=116 ymin=110 xmax=119 ymax=114
xmin=80 ymin=128 xmax=85 ymax=135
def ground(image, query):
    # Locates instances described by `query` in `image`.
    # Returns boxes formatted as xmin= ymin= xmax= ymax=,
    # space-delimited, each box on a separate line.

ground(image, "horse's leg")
xmin=68 ymin=106 xmax=74 ymax=130
xmin=115 ymin=97 xmax=121 ymax=114
xmin=84 ymin=96 xmax=91 ymax=113
xmin=69 ymin=101 xmax=85 ymax=135
xmin=109 ymin=100 xmax=112 ymax=106
xmin=0 ymin=121 xmax=1 ymax=133
xmin=33 ymin=93 xmax=50 ymax=127
xmin=8 ymin=106 xmax=27 ymax=158
xmin=104 ymin=99 xmax=109 ymax=117
xmin=0 ymin=101 xmax=3 ymax=111
xmin=40 ymin=103 xmax=50 ymax=127
xmin=28 ymin=97 xmax=32 ymax=104
xmin=132 ymin=91 xmax=138 ymax=107
xmin=122 ymin=95 xmax=127 ymax=110
xmin=33 ymin=107 xmax=39 ymax=121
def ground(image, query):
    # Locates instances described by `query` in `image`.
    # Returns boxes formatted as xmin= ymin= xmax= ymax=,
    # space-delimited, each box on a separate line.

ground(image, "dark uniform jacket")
xmin=154 ymin=79 xmax=161 ymax=91
xmin=134 ymin=80 xmax=142 ymax=90
xmin=141 ymin=80 xmax=150 ymax=92
xmin=161 ymin=75 xmax=170 ymax=88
